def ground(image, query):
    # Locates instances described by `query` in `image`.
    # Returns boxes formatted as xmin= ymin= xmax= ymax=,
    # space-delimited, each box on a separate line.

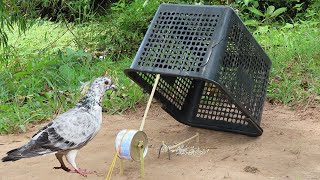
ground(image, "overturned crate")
xmin=125 ymin=4 xmax=271 ymax=136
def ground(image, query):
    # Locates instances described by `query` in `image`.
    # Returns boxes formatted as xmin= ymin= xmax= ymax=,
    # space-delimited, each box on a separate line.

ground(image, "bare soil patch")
xmin=1 ymin=103 xmax=320 ymax=180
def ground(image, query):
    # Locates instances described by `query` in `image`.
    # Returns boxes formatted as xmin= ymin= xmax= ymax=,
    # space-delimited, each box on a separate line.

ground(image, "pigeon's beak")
xmin=110 ymin=84 xmax=118 ymax=91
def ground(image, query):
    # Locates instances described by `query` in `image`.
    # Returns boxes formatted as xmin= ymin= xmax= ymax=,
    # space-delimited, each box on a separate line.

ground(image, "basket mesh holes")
xmin=129 ymin=5 xmax=271 ymax=135
xmin=137 ymin=72 xmax=192 ymax=110
xmin=138 ymin=11 xmax=221 ymax=72
xmin=219 ymin=23 xmax=270 ymax=122
xmin=197 ymin=82 xmax=249 ymax=125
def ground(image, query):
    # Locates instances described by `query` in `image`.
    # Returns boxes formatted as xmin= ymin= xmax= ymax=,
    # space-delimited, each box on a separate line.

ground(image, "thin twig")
xmin=40 ymin=28 xmax=69 ymax=52
xmin=169 ymin=133 xmax=199 ymax=150
xmin=64 ymin=20 xmax=84 ymax=50
xmin=139 ymin=74 xmax=160 ymax=131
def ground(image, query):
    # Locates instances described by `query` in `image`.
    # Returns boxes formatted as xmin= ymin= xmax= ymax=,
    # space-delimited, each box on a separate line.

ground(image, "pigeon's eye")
xmin=105 ymin=81 xmax=109 ymax=85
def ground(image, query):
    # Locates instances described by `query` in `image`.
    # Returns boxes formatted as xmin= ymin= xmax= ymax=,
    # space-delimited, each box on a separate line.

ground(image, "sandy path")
xmin=1 ymin=102 xmax=320 ymax=180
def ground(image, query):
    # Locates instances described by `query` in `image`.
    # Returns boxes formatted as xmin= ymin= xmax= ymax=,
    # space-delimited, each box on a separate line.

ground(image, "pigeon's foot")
xmin=70 ymin=168 xmax=97 ymax=177
xmin=54 ymin=166 xmax=73 ymax=172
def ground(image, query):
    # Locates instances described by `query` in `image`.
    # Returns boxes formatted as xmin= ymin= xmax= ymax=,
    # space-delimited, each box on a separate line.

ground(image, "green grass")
xmin=0 ymin=50 xmax=145 ymax=133
xmin=0 ymin=21 xmax=145 ymax=134
xmin=0 ymin=2 xmax=319 ymax=134
xmin=0 ymin=0 xmax=160 ymax=134
xmin=255 ymin=22 xmax=320 ymax=105
xmin=0 ymin=21 xmax=76 ymax=62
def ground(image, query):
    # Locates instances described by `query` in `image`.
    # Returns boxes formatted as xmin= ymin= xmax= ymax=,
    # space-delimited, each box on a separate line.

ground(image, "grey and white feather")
xmin=2 ymin=76 xmax=116 ymax=176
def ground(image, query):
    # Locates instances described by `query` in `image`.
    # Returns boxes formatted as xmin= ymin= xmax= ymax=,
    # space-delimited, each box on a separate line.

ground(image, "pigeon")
xmin=2 ymin=76 xmax=117 ymax=176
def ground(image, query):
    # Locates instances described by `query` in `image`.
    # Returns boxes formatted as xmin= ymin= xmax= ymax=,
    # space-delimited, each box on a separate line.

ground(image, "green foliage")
xmin=12 ymin=0 xmax=117 ymax=23
xmin=0 ymin=21 xmax=77 ymax=65
xmin=0 ymin=47 xmax=144 ymax=133
xmin=0 ymin=0 xmax=118 ymax=48
xmin=183 ymin=0 xmax=319 ymax=28
xmin=20 ymin=0 xmax=95 ymax=23
xmin=255 ymin=23 xmax=320 ymax=105
xmin=0 ymin=0 xmax=319 ymax=134
xmin=0 ymin=21 xmax=145 ymax=134
xmin=232 ymin=0 xmax=289 ymax=27
xmin=0 ymin=0 xmax=31 ymax=48
xmin=77 ymin=0 xmax=161 ymax=59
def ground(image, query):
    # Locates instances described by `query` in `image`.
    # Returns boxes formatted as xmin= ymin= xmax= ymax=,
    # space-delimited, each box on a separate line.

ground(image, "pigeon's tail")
xmin=2 ymin=148 xmax=23 ymax=161
xmin=2 ymin=140 xmax=54 ymax=162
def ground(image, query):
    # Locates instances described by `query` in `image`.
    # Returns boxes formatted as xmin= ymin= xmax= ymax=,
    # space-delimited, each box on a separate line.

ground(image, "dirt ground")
xmin=1 ymin=102 xmax=320 ymax=180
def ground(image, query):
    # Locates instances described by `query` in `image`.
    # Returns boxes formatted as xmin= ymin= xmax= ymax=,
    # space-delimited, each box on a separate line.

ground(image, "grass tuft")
xmin=255 ymin=23 xmax=320 ymax=105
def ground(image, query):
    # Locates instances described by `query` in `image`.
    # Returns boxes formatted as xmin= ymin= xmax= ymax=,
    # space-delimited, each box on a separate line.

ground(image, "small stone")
xmin=244 ymin=166 xmax=259 ymax=173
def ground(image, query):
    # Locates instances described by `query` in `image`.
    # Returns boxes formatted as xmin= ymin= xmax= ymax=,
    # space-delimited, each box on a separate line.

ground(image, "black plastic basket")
xmin=124 ymin=4 xmax=271 ymax=136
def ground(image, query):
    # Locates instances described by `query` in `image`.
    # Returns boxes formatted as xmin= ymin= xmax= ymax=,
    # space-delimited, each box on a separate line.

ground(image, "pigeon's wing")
xmin=33 ymin=107 xmax=100 ymax=151
xmin=2 ymin=108 xmax=100 ymax=161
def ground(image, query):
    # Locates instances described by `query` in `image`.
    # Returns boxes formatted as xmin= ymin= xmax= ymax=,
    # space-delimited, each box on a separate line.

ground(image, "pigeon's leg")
xmin=65 ymin=149 xmax=96 ymax=176
xmin=54 ymin=153 xmax=73 ymax=172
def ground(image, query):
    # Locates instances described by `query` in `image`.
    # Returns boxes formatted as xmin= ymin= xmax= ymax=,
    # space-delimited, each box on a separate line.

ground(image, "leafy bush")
xmin=77 ymin=0 xmax=161 ymax=59
xmin=236 ymin=0 xmax=310 ymax=21
xmin=183 ymin=0 xmax=319 ymax=26
xmin=16 ymin=0 xmax=120 ymax=23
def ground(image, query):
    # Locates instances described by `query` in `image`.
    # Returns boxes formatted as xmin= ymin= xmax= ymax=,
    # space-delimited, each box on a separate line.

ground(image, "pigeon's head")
xmin=90 ymin=76 xmax=117 ymax=96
